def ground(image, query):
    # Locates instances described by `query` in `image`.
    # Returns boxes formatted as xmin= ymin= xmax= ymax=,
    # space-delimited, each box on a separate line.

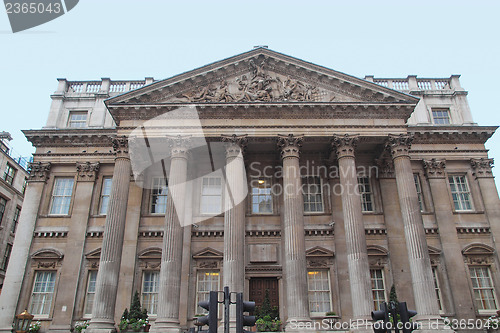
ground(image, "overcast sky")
xmin=1 ymin=0 xmax=499 ymax=185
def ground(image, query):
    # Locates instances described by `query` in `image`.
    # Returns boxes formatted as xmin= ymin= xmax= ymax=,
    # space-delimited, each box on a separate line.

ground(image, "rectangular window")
xmin=200 ymin=177 xmax=222 ymax=215
xmin=448 ymin=175 xmax=472 ymax=211
xmin=414 ymin=174 xmax=424 ymax=212
xmin=68 ymin=111 xmax=88 ymax=128
xmin=370 ymin=269 xmax=387 ymax=311
xmin=251 ymin=178 xmax=272 ymax=214
xmin=142 ymin=271 xmax=160 ymax=315
xmin=432 ymin=267 xmax=443 ymax=311
xmin=303 ymin=176 xmax=324 ymax=213
xmin=49 ymin=178 xmax=74 ymax=215
xmin=307 ymin=270 xmax=332 ymax=314
xmin=432 ymin=109 xmax=451 ymax=125
xmin=196 ymin=271 xmax=220 ymax=314
xmin=99 ymin=177 xmax=113 ymax=215
xmin=358 ymin=177 xmax=374 ymax=212
xmin=12 ymin=206 xmax=21 ymax=233
xmin=1 ymin=243 xmax=12 ymax=271
xmin=0 ymin=197 xmax=6 ymax=226
xmin=150 ymin=177 xmax=168 ymax=214
xmin=30 ymin=271 xmax=56 ymax=316
xmin=84 ymin=271 xmax=98 ymax=316
xmin=3 ymin=163 xmax=16 ymax=185
xmin=470 ymin=266 xmax=498 ymax=311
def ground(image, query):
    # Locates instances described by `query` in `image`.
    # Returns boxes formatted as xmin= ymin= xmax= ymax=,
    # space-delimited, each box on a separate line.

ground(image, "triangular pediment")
xmin=106 ymin=48 xmax=418 ymax=107
xmin=193 ymin=247 xmax=223 ymax=259
xmin=306 ymin=246 xmax=334 ymax=257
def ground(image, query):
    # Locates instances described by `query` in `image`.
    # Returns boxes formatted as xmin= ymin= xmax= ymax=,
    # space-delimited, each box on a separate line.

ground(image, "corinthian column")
xmin=277 ymin=134 xmax=311 ymax=331
xmin=331 ymin=135 xmax=373 ymax=322
xmin=387 ymin=135 xmax=443 ymax=327
xmin=88 ymin=137 xmax=131 ymax=333
xmin=221 ymin=134 xmax=247 ymax=326
xmin=152 ymin=136 xmax=190 ymax=333
xmin=0 ymin=163 xmax=51 ymax=333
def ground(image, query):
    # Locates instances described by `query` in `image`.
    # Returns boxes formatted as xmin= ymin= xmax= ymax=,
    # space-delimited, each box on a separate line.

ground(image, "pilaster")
xmin=331 ymin=134 xmax=373 ymax=323
xmin=0 ymin=163 xmax=51 ymax=333
xmin=277 ymin=134 xmax=311 ymax=331
xmin=88 ymin=137 xmax=131 ymax=333
xmin=152 ymin=136 xmax=190 ymax=333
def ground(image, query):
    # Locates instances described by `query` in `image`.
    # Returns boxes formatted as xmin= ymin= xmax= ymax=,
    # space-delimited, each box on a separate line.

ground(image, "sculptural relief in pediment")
xmin=168 ymin=60 xmax=346 ymax=103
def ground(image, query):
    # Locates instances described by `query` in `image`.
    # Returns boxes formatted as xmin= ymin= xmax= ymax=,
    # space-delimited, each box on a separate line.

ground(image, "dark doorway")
xmin=249 ymin=277 xmax=279 ymax=310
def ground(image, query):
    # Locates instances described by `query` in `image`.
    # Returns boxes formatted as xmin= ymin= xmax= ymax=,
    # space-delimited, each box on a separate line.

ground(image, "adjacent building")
xmin=0 ymin=132 xmax=29 ymax=294
xmin=0 ymin=48 xmax=499 ymax=333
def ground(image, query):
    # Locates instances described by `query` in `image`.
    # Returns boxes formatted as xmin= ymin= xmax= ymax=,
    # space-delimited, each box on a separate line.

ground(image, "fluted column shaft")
xmin=153 ymin=138 xmax=189 ymax=333
xmin=89 ymin=138 xmax=131 ymax=333
xmin=332 ymin=135 xmax=373 ymax=320
xmin=277 ymin=135 xmax=310 ymax=329
xmin=388 ymin=135 xmax=441 ymax=319
xmin=221 ymin=135 xmax=247 ymax=327
xmin=0 ymin=163 xmax=51 ymax=333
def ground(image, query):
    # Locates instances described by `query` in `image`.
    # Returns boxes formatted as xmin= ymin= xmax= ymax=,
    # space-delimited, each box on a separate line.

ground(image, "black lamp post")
xmin=13 ymin=310 xmax=34 ymax=333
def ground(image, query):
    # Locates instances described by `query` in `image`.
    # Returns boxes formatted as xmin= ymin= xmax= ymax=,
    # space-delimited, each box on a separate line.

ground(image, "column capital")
xmin=221 ymin=134 xmax=248 ymax=158
xmin=471 ymin=158 xmax=494 ymax=178
xmin=386 ymin=134 xmax=413 ymax=159
xmin=166 ymin=135 xmax=191 ymax=159
xmin=423 ymin=158 xmax=446 ymax=179
xmin=375 ymin=156 xmax=395 ymax=179
xmin=76 ymin=162 xmax=100 ymax=182
xmin=277 ymin=134 xmax=303 ymax=159
xmin=27 ymin=162 xmax=52 ymax=182
xmin=111 ymin=136 xmax=129 ymax=159
xmin=331 ymin=134 xmax=358 ymax=159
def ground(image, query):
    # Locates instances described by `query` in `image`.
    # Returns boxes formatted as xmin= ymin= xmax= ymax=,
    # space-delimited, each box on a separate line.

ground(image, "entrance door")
xmin=249 ymin=277 xmax=279 ymax=310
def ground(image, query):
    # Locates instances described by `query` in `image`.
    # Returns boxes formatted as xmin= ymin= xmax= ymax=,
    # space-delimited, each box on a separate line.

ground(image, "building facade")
xmin=0 ymin=48 xmax=499 ymax=332
xmin=0 ymin=133 xmax=29 ymax=294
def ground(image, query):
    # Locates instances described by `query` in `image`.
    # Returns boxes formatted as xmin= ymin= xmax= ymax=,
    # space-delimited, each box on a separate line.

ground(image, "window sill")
xmin=452 ymin=210 xmax=484 ymax=215
xmin=141 ymin=213 xmax=166 ymax=218
xmin=43 ymin=214 xmax=72 ymax=218
xmin=361 ymin=212 xmax=383 ymax=215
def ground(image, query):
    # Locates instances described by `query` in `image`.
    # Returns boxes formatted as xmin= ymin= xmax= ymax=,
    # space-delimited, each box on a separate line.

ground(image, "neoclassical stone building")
xmin=0 ymin=48 xmax=499 ymax=333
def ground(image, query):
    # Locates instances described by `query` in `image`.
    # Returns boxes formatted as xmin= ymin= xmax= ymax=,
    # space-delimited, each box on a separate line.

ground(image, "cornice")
xmin=409 ymin=126 xmax=496 ymax=144
xmin=23 ymin=128 xmax=116 ymax=147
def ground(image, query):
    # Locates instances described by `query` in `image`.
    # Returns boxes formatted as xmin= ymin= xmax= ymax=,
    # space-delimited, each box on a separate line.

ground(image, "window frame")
xmin=432 ymin=266 xmax=444 ymax=313
xmin=29 ymin=270 xmax=57 ymax=317
xmin=3 ymin=163 xmax=16 ymax=185
xmin=469 ymin=266 xmax=499 ymax=314
xmin=370 ymin=268 xmax=387 ymax=311
xmin=307 ymin=269 xmax=333 ymax=316
xmin=1 ymin=243 xmax=12 ymax=271
xmin=0 ymin=197 xmax=7 ymax=226
xmin=141 ymin=271 xmax=160 ymax=316
xmin=98 ymin=177 xmax=113 ymax=216
xmin=302 ymin=175 xmax=324 ymax=214
xmin=200 ymin=176 xmax=223 ymax=215
xmin=67 ymin=111 xmax=88 ymax=128
xmin=358 ymin=176 xmax=375 ymax=212
xmin=413 ymin=174 xmax=425 ymax=212
xmin=83 ymin=270 xmax=98 ymax=317
xmin=149 ymin=177 xmax=168 ymax=215
xmin=195 ymin=270 xmax=220 ymax=315
xmin=48 ymin=177 xmax=75 ymax=216
xmin=448 ymin=174 xmax=473 ymax=212
xmin=431 ymin=108 xmax=451 ymax=125
xmin=11 ymin=206 xmax=20 ymax=234
xmin=250 ymin=178 xmax=273 ymax=215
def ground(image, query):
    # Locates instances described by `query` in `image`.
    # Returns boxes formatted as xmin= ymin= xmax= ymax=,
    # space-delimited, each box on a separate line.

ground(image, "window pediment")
xmin=193 ymin=247 xmax=223 ymax=260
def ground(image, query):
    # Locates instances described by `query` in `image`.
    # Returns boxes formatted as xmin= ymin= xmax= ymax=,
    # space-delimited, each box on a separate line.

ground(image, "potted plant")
xmin=255 ymin=290 xmax=281 ymax=332
xmin=119 ymin=292 xmax=150 ymax=332
xmin=28 ymin=321 xmax=41 ymax=333
xmin=74 ymin=321 xmax=89 ymax=333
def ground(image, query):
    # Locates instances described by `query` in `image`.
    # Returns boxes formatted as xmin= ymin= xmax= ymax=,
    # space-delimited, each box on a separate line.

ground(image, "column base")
xmin=150 ymin=319 xmax=182 ymax=333
xmin=415 ymin=314 xmax=454 ymax=332
xmin=86 ymin=319 xmax=117 ymax=333
xmin=284 ymin=317 xmax=313 ymax=332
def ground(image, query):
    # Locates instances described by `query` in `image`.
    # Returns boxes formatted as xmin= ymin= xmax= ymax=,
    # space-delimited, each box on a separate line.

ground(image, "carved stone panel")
xmin=249 ymin=244 xmax=278 ymax=263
